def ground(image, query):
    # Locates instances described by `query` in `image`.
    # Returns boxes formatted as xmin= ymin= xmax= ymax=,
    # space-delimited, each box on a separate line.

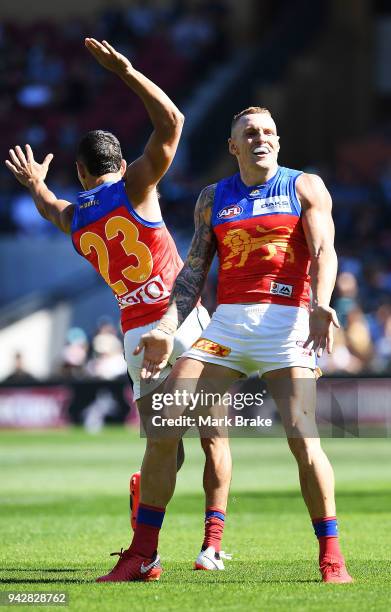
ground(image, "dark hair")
xmin=77 ymin=130 xmax=122 ymax=176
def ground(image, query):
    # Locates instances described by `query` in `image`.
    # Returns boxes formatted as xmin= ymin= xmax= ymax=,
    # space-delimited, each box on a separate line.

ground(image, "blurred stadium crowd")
xmin=0 ymin=1 xmax=229 ymax=235
xmin=4 ymin=318 xmax=127 ymax=382
xmin=1 ymin=1 xmax=391 ymax=381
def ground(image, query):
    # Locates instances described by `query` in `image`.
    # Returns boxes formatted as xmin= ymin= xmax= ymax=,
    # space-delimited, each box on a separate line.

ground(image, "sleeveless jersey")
xmin=71 ymin=180 xmax=183 ymax=332
xmin=212 ymin=167 xmax=311 ymax=308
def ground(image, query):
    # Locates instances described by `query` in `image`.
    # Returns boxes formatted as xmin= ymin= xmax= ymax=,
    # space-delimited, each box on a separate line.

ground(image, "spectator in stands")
xmin=318 ymin=328 xmax=364 ymax=374
xmin=344 ymin=306 xmax=373 ymax=369
xmin=57 ymin=327 xmax=90 ymax=380
xmin=10 ymin=189 xmax=55 ymax=235
xmin=374 ymin=311 xmax=391 ymax=372
xmin=3 ymin=352 xmax=36 ymax=383
xmin=125 ymin=1 xmax=159 ymax=39
xmin=333 ymin=271 xmax=359 ymax=328
xmin=170 ymin=6 xmax=216 ymax=59
xmin=87 ymin=320 xmax=127 ymax=380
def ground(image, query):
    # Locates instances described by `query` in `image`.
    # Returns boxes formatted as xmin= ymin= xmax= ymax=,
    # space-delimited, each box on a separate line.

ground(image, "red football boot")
xmin=130 ymin=472 xmax=140 ymax=531
xmin=96 ymin=548 xmax=162 ymax=582
xmin=320 ymin=556 xmax=353 ymax=584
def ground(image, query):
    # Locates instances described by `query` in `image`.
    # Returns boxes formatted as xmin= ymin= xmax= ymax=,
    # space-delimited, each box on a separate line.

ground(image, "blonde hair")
xmin=231 ymin=106 xmax=272 ymax=130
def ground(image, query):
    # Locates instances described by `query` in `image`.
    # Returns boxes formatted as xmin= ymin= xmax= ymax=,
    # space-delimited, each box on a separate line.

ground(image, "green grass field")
xmin=1 ymin=429 xmax=390 ymax=611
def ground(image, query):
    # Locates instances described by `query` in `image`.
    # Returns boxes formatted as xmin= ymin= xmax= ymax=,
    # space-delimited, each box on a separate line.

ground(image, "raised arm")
xmin=5 ymin=145 xmax=73 ymax=234
xmin=84 ymin=38 xmax=184 ymax=201
xmin=134 ymin=184 xmax=217 ymax=379
xmin=297 ymin=173 xmax=340 ymax=357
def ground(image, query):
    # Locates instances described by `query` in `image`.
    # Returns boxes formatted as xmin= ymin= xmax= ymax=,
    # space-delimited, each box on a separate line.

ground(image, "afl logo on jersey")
xmin=217 ymin=204 xmax=243 ymax=219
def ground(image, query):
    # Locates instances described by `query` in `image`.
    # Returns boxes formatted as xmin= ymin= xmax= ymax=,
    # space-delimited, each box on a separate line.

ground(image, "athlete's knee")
xmin=287 ymin=437 xmax=321 ymax=467
xmin=283 ymin=408 xmax=318 ymax=438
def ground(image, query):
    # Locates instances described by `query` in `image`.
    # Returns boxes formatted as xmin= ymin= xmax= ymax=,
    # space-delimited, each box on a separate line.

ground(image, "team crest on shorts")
xmin=192 ymin=338 xmax=231 ymax=357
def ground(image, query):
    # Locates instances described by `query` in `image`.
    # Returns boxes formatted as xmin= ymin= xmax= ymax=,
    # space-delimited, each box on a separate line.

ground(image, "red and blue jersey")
xmin=212 ymin=167 xmax=311 ymax=308
xmin=71 ymin=180 xmax=183 ymax=332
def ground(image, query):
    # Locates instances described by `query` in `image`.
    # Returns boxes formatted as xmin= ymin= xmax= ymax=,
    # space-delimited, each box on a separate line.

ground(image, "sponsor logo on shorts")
xmin=270 ymin=281 xmax=293 ymax=297
xmin=217 ymin=205 xmax=244 ymax=220
xmin=115 ymin=275 xmax=169 ymax=308
xmin=192 ymin=338 xmax=231 ymax=357
xmin=253 ymin=196 xmax=291 ymax=216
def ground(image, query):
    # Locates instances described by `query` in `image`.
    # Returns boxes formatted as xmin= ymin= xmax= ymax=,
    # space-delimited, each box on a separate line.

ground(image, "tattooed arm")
xmin=160 ymin=183 xmax=217 ymax=328
xmin=134 ymin=184 xmax=217 ymax=380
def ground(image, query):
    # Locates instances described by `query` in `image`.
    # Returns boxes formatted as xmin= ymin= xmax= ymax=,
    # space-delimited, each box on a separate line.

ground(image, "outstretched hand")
xmin=5 ymin=145 xmax=53 ymax=188
xmin=133 ymin=329 xmax=174 ymax=381
xmin=304 ymin=305 xmax=340 ymax=357
xmin=85 ymin=38 xmax=132 ymax=74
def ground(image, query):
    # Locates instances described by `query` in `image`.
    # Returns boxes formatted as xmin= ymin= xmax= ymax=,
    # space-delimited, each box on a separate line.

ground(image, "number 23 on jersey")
xmin=79 ymin=215 xmax=153 ymax=295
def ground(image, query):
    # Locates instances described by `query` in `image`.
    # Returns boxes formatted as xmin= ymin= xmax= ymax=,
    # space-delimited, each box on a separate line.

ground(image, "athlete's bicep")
xmin=124 ymin=124 xmax=183 ymax=199
xmin=184 ymin=184 xmax=217 ymax=275
xmin=298 ymin=174 xmax=335 ymax=257
xmin=167 ymin=184 xmax=217 ymax=322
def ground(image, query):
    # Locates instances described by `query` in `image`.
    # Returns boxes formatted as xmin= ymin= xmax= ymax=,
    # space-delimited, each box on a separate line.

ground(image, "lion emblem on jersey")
xmin=221 ymin=226 xmax=294 ymax=270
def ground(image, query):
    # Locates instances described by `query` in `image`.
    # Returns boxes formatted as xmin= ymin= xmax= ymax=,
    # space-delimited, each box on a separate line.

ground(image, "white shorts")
xmin=183 ymin=303 xmax=316 ymax=377
xmin=124 ymin=305 xmax=210 ymax=400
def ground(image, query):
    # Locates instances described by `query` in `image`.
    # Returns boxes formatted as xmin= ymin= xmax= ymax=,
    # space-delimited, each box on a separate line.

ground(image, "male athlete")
xmin=5 ymin=38 xmax=231 ymax=580
xmin=125 ymin=106 xmax=353 ymax=584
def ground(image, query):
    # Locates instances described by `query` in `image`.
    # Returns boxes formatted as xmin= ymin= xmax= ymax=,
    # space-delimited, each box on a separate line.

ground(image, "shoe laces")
xmin=108 ymin=547 xmax=134 ymax=571
xmin=110 ymin=547 xmax=125 ymax=559
xmin=320 ymin=558 xmax=342 ymax=575
xmin=220 ymin=551 xmax=232 ymax=560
